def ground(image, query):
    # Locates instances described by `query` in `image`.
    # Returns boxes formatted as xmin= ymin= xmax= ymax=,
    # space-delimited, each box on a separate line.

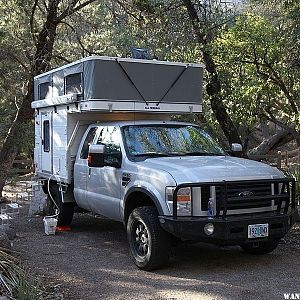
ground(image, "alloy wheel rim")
xmin=133 ymin=221 xmax=149 ymax=257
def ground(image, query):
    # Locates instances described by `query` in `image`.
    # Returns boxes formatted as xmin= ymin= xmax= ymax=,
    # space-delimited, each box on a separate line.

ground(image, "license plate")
xmin=248 ymin=224 xmax=269 ymax=239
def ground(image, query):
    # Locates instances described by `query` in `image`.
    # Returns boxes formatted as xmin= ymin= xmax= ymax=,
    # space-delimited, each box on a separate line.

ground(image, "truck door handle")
xmin=88 ymin=167 xmax=91 ymax=177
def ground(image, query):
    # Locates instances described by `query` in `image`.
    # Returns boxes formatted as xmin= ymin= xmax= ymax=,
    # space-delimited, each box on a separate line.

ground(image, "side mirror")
xmin=231 ymin=143 xmax=243 ymax=152
xmin=88 ymin=144 xmax=122 ymax=168
xmin=88 ymin=144 xmax=105 ymax=167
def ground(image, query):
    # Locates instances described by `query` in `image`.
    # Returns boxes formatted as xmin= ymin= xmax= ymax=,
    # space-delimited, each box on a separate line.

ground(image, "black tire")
xmin=127 ymin=206 xmax=170 ymax=271
xmin=47 ymin=183 xmax=74 ymax=227
xmin=240 ymin=240 xmax=279 ymax=255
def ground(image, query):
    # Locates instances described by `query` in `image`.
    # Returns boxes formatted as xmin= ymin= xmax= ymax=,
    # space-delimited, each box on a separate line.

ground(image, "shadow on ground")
xmin=13 ymin=210 xmax=300 ymax=300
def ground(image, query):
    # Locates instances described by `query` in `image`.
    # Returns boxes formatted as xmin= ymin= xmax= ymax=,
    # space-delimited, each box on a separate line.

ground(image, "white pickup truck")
xmin=32 ymin=56 xmax=298 ymax=270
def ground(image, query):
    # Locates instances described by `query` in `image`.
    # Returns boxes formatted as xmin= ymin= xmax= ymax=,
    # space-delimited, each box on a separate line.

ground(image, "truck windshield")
xmin=122 ymin=125 xmax=226 ymax=159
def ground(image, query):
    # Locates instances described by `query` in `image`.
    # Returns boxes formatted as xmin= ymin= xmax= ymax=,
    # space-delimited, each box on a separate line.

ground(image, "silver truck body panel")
xmin=133 ymin=155 xmax=284 ymax=217
xmin=72 ymin=122 xmax=285 ymax=221
xmin=137 ymin=155 xmax=283 ymax=183
xmin=73 ymin=123 xmax=177 ymax=221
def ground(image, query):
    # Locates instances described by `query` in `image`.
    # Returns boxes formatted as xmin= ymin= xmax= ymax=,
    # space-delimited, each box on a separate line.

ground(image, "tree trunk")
xmin=250 ymin=130 xmax=293 ymax=155
xmin=0 ymin=1 xmax=59 ymax=196
xmin=182 ymin=0 xmax=242 ymax=146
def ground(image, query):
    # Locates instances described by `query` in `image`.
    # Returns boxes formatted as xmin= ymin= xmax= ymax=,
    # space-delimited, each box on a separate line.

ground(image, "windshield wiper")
xmin=133 ymin=152 xmax=172 ymax=158
xmin=182 ymin=152 xmax=224 ymax=156
xmin=133 ymin=151 xmax=224 ymax=158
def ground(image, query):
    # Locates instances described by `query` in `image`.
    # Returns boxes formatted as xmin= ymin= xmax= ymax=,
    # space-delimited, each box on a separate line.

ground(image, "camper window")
xmin=39 ymin=82 xmax=51 ymax=100
xmin=65 ymin=73 xmax=83 ymax=95
xmin=43 ymin=120 xmax=50 ymax=152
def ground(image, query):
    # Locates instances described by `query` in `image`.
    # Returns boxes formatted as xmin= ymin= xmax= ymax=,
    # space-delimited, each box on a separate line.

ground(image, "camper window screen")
xmin=39 ymin=82 xmax=51 ymax=100
xmin=43 ymin=120 xmax=50 ymax=152
xmin=65 ymin=73 xmax=82 ymax=95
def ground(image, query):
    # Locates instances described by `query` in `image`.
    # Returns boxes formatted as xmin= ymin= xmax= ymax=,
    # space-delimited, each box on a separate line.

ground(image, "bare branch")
xmin=30 ymin=0 xmax=39 ymax=43
xmin=113 ymin=0 xmax=144 ymax=22
xmin=52 ymin=53 xmax=72 ymax=64
xmin=7 ymin=52 xmax=29 ymax=72
xmin=262 ymin=110 xmax=300 ymax=140
xmin=56 ymin=0 xmax=97 ymax=22
xmin=250 ymin=129 xmax=293 ymax=155
xmin=264 ymin=62 xmax=298 ymax=114
xmin=59 ymin=21 xmax=102 ymax=56
xmin=240 ymin=45 xmax=299 ymax=115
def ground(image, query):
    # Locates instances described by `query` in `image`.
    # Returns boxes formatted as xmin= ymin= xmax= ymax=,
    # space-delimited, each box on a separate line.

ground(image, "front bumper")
xmin=159 ymin=209 xmax=299 ymax=245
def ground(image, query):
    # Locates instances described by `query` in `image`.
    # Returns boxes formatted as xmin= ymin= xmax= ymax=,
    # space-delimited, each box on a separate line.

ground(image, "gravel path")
xmin=10 ymin=206 xmax=300 ymax=300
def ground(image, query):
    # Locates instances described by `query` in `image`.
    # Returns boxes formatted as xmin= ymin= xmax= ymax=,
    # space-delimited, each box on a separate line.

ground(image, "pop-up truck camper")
xmin=32 ymin=56 xmax=298 ymax=270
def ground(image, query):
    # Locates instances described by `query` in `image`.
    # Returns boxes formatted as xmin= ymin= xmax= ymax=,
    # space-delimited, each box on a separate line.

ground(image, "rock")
xmin=0 ymin=225 xmax=17 ymax=240
xmin=28 ymin=189 xmax=47 ymax=216
xmin=0 ymin=196 xmax=9 ymax=204
xmin=0 ymin=232 xmax=11 ymax=251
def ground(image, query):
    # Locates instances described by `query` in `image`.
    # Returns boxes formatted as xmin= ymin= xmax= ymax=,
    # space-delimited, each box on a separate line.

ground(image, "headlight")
xmin=166 ymin=187 xmax=192 ymax=216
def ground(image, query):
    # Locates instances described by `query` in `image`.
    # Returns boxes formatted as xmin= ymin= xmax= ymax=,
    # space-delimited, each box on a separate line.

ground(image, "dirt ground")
xmin=3 ymin=181 xmax=300 ymax=300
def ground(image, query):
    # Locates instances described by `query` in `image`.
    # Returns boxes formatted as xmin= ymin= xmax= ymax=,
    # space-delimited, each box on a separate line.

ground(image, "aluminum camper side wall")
xmin=34 ymin=104 xmax=87 ymax=184
xmin=35 ymin=106 xmax=67 ymax=182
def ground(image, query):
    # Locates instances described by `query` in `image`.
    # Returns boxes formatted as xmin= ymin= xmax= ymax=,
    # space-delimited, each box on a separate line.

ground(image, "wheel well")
xmin=42 ymin=183 xmax=48 ymax=194
xmin=42 ymin=180 xmax=57 ymax=195
xmin=124 ymin=191 xmax=157 ymax=223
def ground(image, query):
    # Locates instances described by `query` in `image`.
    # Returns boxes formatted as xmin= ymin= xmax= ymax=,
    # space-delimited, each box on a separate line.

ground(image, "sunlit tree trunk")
xmin=183 ymin=0 xmax=243 ymax=147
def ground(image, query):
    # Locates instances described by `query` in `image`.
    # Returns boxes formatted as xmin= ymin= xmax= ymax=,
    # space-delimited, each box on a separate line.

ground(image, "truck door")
xmin=86 ymin=126 xmax=122 ymax=221
xmin=41 ymin=112 xmax=52 ymax=173
xmin=73 ymin=126 xmax=98 ymax=211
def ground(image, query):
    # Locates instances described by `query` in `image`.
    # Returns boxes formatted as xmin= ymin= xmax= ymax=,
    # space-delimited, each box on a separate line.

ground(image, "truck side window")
xmin=43 ymin=120 xmax=50 ymax=152
xmin=80 ymin=127 xmax=97 ymax=159
xmin=97 ymin=126 xmax=121 ymax=165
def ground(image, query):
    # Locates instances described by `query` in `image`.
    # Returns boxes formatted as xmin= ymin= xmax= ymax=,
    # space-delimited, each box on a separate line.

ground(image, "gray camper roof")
xmin=32 ymin=56 xmax=204 ymax=113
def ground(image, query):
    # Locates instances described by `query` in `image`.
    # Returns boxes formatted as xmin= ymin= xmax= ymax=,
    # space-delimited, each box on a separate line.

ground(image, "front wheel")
xmin=127 ymin=206 xmax=170 ymax=271
xmin=240 ymin=240 xmax=279 ymax=255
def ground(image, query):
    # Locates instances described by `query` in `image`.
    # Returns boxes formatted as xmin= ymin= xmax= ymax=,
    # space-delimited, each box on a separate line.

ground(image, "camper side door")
xmin=40 ymin=112 xmax=52 ymax=173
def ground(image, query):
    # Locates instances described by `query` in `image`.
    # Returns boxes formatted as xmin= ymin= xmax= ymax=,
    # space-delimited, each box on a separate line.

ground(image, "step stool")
xmin=1 ymin=202 xmax=22 ymax=218
xmin=15 ymin=192 xmax=30 ymax=204
xmin=0 ymin=213 xmax=12 ymax=226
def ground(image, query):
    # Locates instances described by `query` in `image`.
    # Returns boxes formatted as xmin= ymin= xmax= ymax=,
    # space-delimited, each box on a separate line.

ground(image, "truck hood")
xmin=137 ymin=155 xmax=284 ymax=184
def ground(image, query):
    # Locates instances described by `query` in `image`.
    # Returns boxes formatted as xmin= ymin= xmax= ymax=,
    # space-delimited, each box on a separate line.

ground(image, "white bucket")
xmin=43 ymin=217 xmax=57 ymax=235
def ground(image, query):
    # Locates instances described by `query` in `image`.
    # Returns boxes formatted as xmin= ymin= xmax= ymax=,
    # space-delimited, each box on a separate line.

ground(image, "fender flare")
xmin=123 ymin=187 xmax=164 ymax=217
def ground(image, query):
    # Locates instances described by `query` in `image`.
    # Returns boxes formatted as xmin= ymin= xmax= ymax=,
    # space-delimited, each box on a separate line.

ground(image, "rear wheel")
xmin=240 ymin=240 xmax=279 ymax=255
xmin=127 ymin=206 xmax=170 ymax=271
xmin=46 ymin=183 xmax=74 ymax=227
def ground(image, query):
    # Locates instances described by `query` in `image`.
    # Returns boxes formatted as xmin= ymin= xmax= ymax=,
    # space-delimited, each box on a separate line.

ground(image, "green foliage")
xmin=55 ymin=1 xmax=203 ymax=63
xmin=0 ymin=249 xmax=48 ymax=299
xmin=212 ymin=5 xmax=300 ymax=145
xmin=0 ymin=0 xmax=33 ymax=148
xmin=0 ymin=0 xmax=299 ymax=155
